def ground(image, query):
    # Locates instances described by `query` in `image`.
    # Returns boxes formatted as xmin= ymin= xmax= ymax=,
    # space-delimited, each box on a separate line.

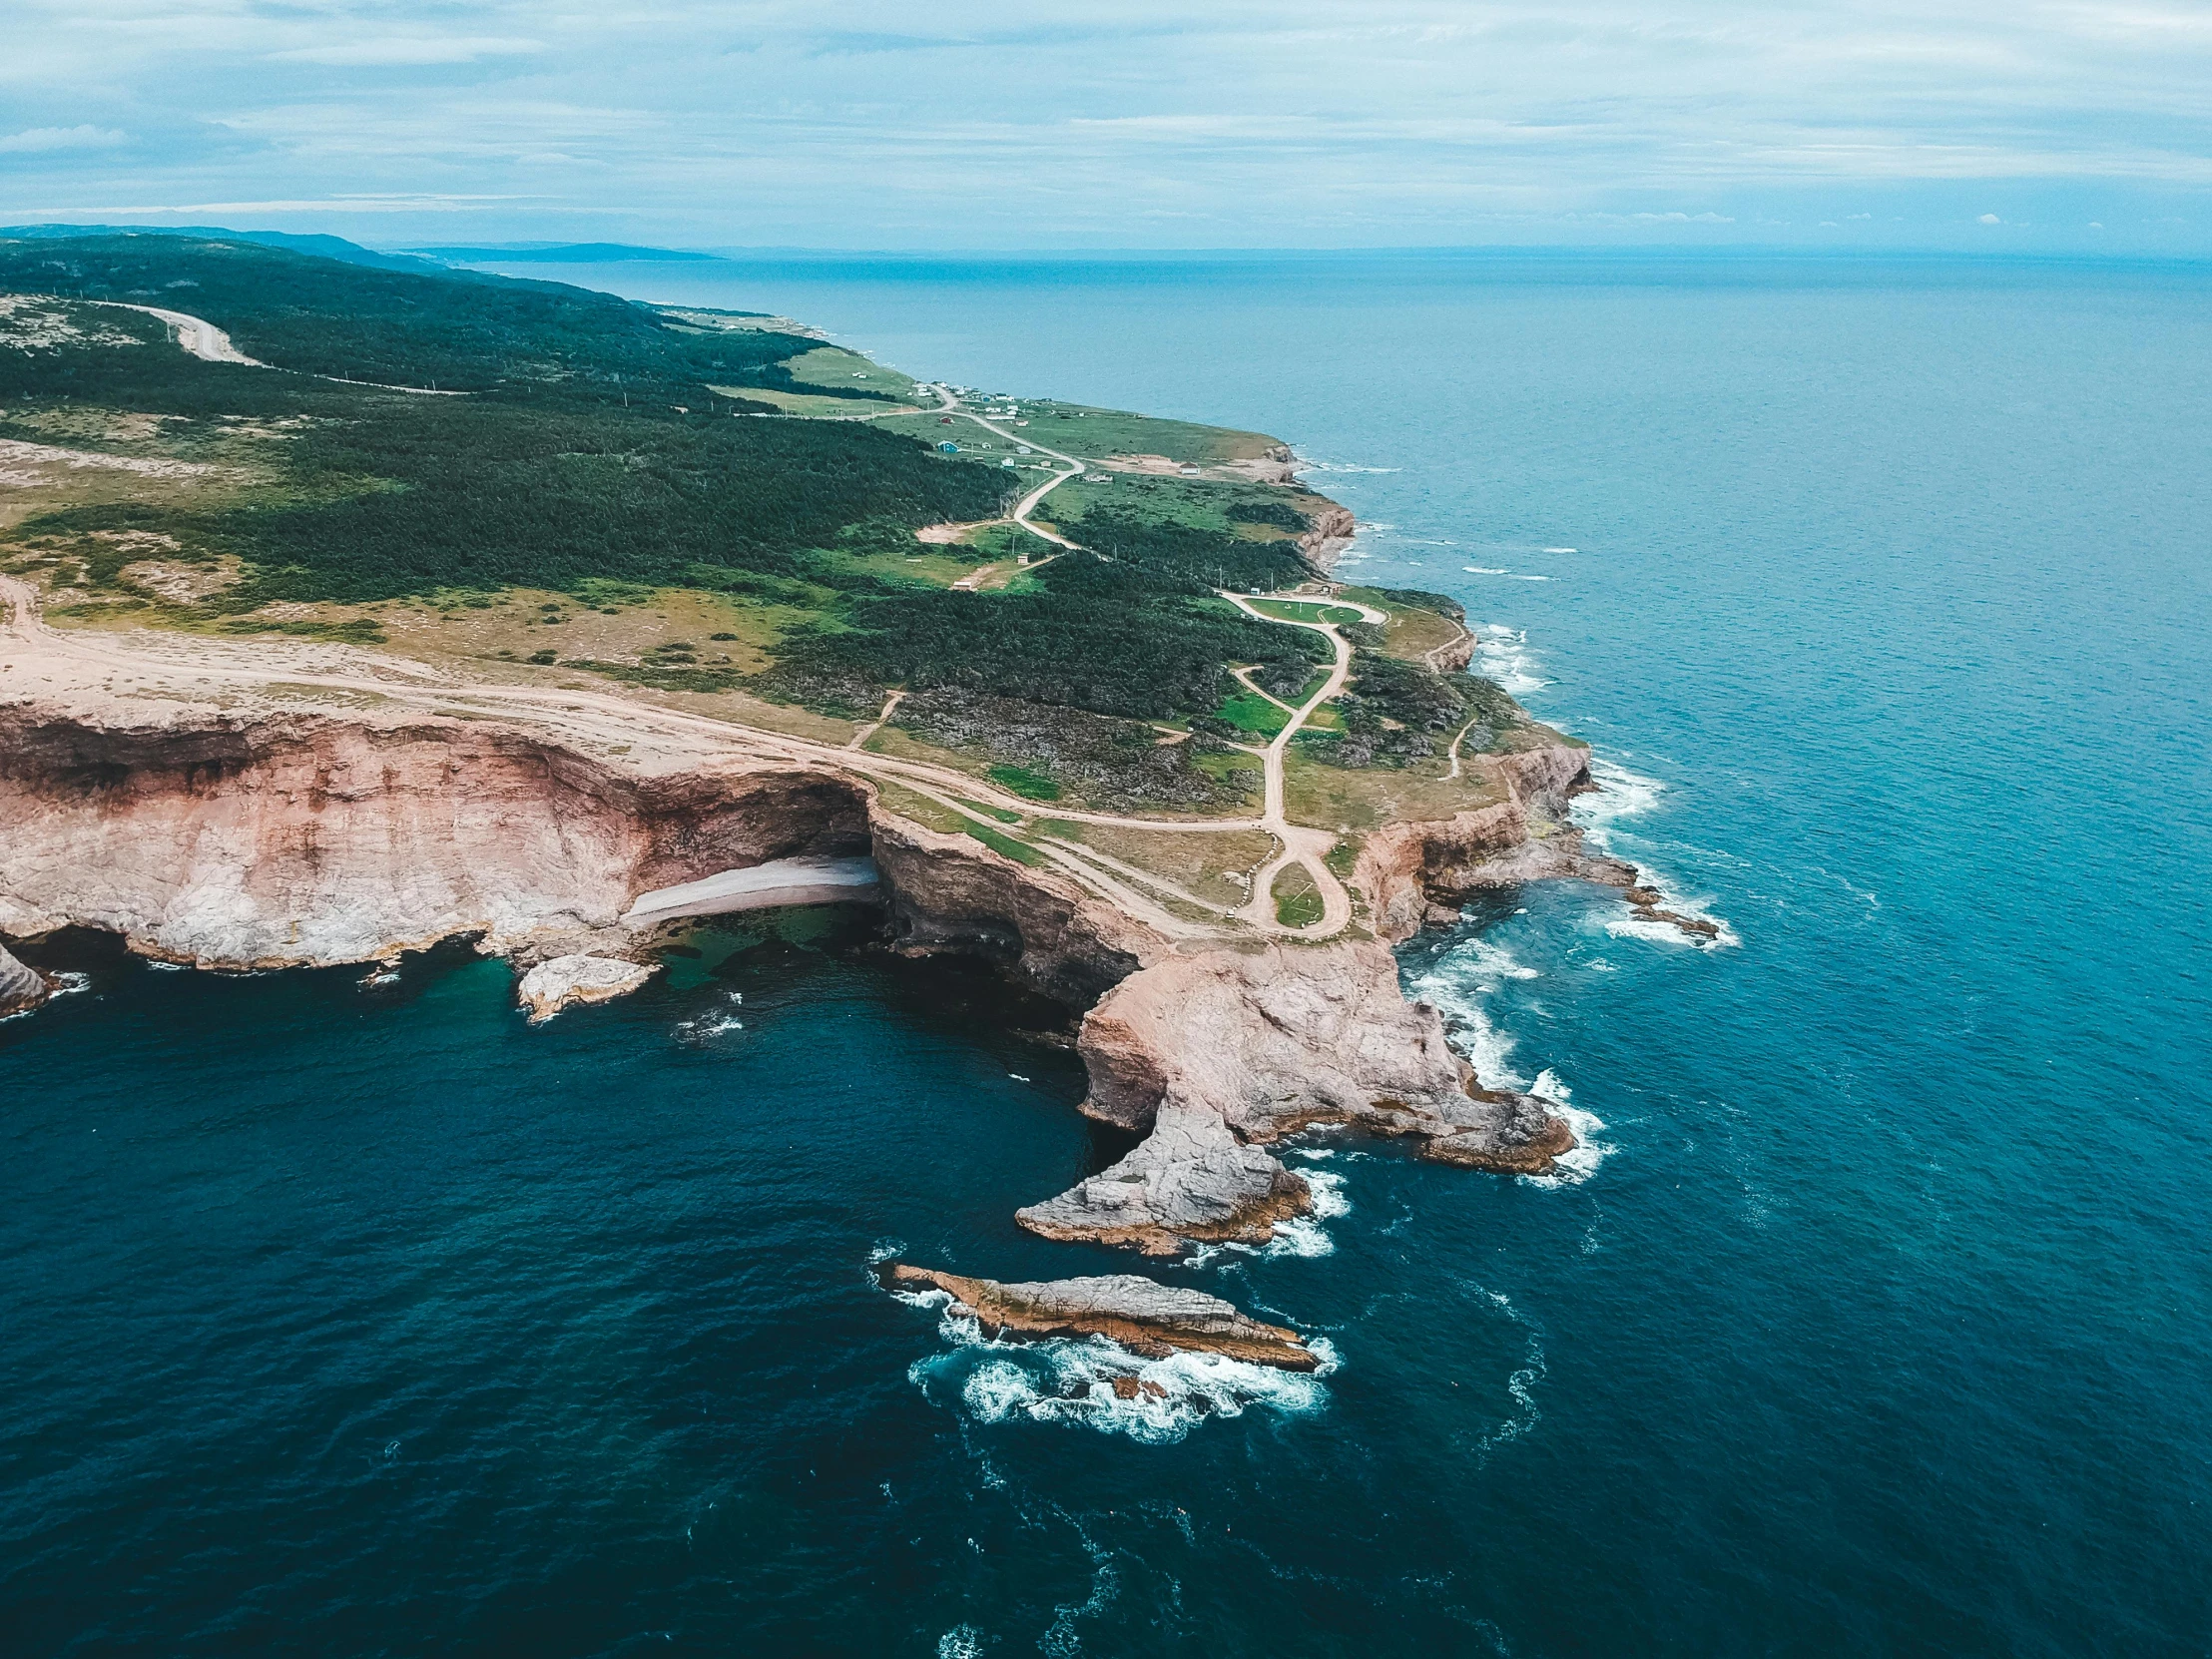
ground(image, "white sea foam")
xmin=1406 ymin=952 xmax=1526 ymax=1089
xmin=1571 ymin=756 xmax=1665 ymax=853
xmin=674 ymin=1011 xmax=745 ymax=1039
xmin=1296 ymin=457 xmax=1400 ymax=474
xmin=1190 ymin=1165 xmax=1348 ymax=1263
xmin=1522 ymin=1071 xmax=1613 ymax=1186
xmin=673 ymin=989 xmax=747 ymax=1040
xmin=937 ymin=1626 xmax=984 ymax=1659
xmin=1410 ymin=942 xmax=1622 ymax=1183
xmin=907 ymin=1319 xmax=1336 ymax=1445
xmin=1572 ymin=761 xmax=1740 ymax=949
xmin=1541 ymin=546 xmax=1577 ymax=553
xmin=1470 ymin=625 xmax=1548 ymax=695
xmin=1462 ymin=566 xmax=1510 ymax=575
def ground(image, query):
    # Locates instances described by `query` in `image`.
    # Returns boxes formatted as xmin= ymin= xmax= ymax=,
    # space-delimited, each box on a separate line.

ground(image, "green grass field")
xmin=1215 ymin=691 xmax=1290 ymax=738
xmin=1273 ymin=864 xmax=1326 ymax=928
xmin=1248 ymin=598 xmax=1365 ymax=625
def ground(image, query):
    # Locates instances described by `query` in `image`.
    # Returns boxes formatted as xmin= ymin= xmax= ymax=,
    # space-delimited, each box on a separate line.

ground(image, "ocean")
xmin=4 ymin=252 xmax=2208 ymax=1656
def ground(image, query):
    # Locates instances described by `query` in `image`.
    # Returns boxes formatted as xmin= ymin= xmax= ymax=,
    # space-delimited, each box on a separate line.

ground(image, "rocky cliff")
xmin=1299 ymin=502 xmax=1360 ymax=573
xmin=1354 ymin=737 xmax=1636 ymax=942
xmin=870 ymin=812 xmax=1161 ymax=1008
xmin=0 ymin=705 xmax=870 ymax=968
xmin=0 ymin=696 xmax=1583 ymax=1255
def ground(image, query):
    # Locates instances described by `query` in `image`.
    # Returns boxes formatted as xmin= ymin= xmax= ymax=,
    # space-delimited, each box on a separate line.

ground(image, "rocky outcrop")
xmin=1622 ymin=883 xmax=1723 ymax=940
xmin=0 ymin=706 xmax=870 ymax=969
xmin=1016 ymin=938 xmax=1575 ymax=1252
xmin=0 ymin=942 xmax=49 ymax=1016
xmin=880 ymin=1263 xmax=1320 ymax=1372
xmin=1017 ymin=1096 xmax=1315 ymax=1255
xmin=1299 ymin=501 xmax=1359 ymax=573
xmin=516 ymin=954 xmax=658 ymax=1021
xmin=1355 ymin=736 xmax=1636 ymax=942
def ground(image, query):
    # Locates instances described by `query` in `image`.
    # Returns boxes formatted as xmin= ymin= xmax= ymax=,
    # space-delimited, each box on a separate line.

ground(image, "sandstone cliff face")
xmin=869 ymin=812 xmax=1161 ymax=1008
xmin=0 ymin=699 xmax=1581 ymax=1259
xmin=1355 ymin=737 xmax=1634 ymax=942
xmin=1299 ymin=503 xmax=1359 ymax=573
xmin=0 ymin=706 xmax=869 ymax=968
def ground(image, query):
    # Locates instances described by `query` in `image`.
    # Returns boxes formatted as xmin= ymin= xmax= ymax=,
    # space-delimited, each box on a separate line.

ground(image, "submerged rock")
xmin=516 ymin=953 xmax=656 ymax=1022
xmin=880 ymin=1263 xmax=1321 ymax=1373
xmin=0 ymin=942 xmax=49 ymax=1016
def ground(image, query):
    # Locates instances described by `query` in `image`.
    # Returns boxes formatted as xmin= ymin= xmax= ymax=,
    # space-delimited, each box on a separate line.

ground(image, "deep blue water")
xmin=5 ymin=254 xmax=2209 ymax=1656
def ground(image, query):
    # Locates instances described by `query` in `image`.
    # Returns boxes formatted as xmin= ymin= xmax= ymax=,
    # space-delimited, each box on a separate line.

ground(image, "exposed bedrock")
xmin=870 ymin=812 xmax=1161 ymax=1008
xmin=1355 ymin=739 xmax=1637 ymax=942
xmin=880 ymin=1263 xmax=1320 ymax=1372
xmin=0 ymin=941 xmax=51 ymax=1016
xmin=1015 ymin=938 xmax=1577 ymax=1253
xmin=517 ymin=954 xmax=659 ymax=1022
xmin=1298 ymin=501 xmax=1360 ymax=572
xmin=0 ymin=705 xmax=870 ymax=968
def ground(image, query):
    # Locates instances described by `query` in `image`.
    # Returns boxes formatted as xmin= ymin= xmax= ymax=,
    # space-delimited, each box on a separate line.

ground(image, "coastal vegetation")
xmin=0 ymin=229 xmax=1543 ymax=820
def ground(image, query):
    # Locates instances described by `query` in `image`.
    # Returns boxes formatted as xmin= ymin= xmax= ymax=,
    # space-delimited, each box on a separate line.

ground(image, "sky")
xmin=3 ymin=1 xmax=2210 ymax=254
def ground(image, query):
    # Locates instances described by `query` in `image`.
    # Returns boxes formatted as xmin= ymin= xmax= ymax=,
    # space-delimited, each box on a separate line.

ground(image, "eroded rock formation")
xmin=880 ymin=1263 xmax=1320 ymax=1372
xmin=0 ymin=942 xmax=49 ymax=1016
xmin=1356 ymin=738 xmax=1636 ymax=942
xmin=517 ymin=954 xmax=659 ymax=1022
xmin=0 ymin=697 xmax=1591 ymax=1255
xmin=0 ymin=707 xmax=868 ymax=968
xmin=1016 ymin=937 xmax=1576 ymax=1253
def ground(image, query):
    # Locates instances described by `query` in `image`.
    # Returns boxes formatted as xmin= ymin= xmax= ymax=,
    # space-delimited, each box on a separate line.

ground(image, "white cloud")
xmin=0 ymin=1 xmax=2208 ymax=247
xmin=0 ymin=124 xmax=126 ymax=154
xmin=265 ymin=37 xmax=542 ymax=67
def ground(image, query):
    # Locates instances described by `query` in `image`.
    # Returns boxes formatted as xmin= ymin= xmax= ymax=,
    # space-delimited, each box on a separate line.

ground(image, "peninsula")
xmin=0 ymin=230 xmax=1654 ymax=1262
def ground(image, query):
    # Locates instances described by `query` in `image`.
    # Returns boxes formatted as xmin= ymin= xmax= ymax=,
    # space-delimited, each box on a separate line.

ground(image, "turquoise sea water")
xmin=5 ymin=254 xmax=2209 ymax=1655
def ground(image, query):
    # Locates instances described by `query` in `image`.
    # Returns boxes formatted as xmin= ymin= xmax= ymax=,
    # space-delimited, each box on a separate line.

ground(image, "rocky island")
xmin=0 ymin=229 xmax=1664 ymax=1288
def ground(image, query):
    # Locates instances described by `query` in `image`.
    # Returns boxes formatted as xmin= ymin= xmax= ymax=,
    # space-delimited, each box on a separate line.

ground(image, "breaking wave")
xmin=1573 ymin=760 xmax=1740 ymax=948
xmin=1189 ymin=1163 xmax=1349 ymax=1265
xmin=899 ymin=1288 xmax=1337 ymax=1444
xmin=1409 ymin=939 xmax=1617 ymax=1184
xmin=1520 ymin=1070 xmax=1613 ymax=1188
xmin=673 ymin=990 xmax=747 ymax=1042
xmin=1470 ymin=624 xmax=1549 ymax=695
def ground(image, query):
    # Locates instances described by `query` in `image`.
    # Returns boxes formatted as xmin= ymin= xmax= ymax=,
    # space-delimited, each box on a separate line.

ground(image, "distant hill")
xmin=406 ymin=243 xmax=727 ymax=265
xmin=0 ymin=224 xmax=445 ymax=275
